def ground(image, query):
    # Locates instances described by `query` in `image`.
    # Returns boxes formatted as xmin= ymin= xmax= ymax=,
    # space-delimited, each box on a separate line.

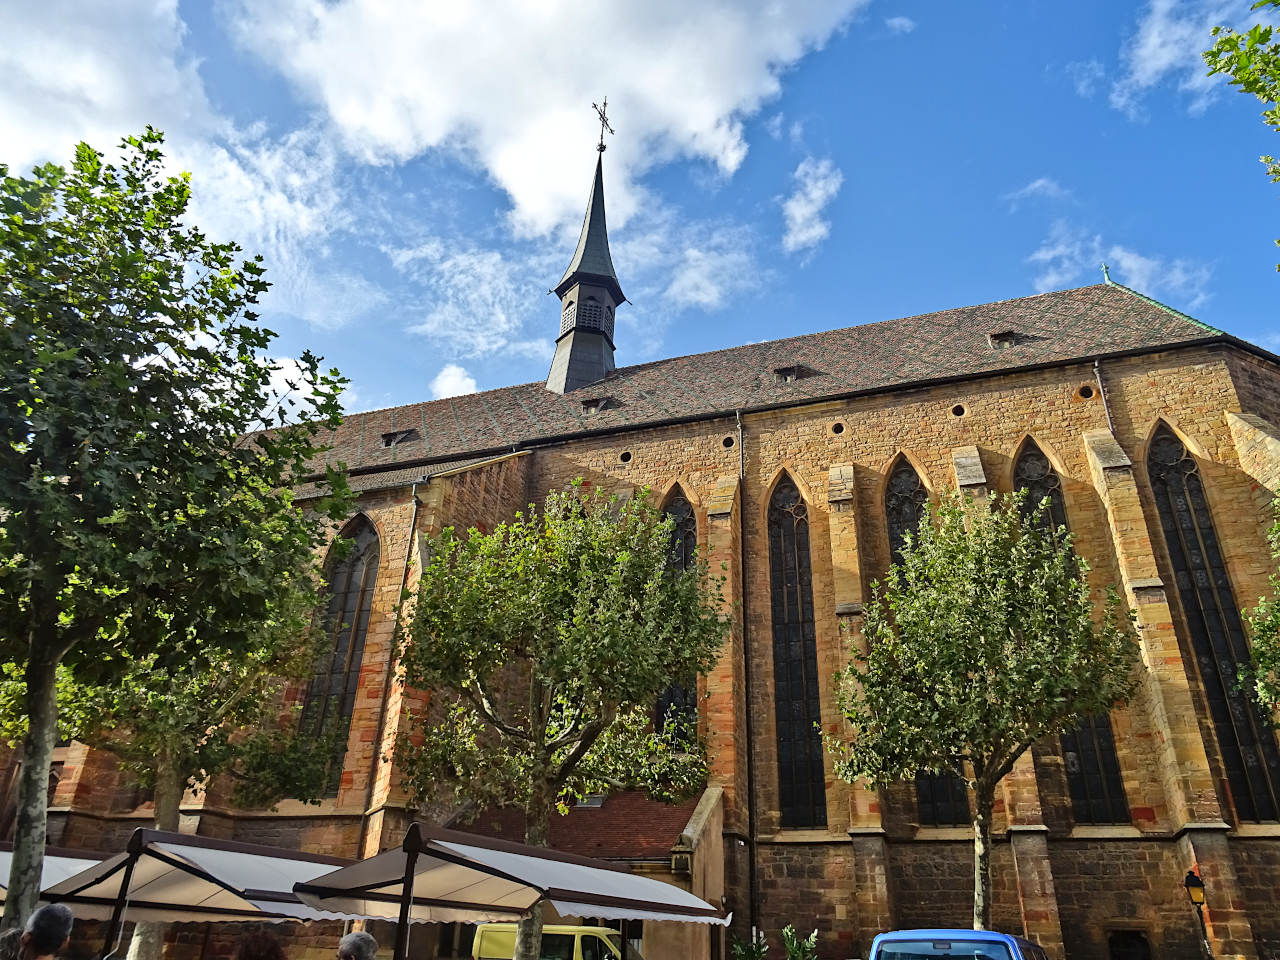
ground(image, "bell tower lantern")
xmin=546 ymin=102 xmax=625 ymax=394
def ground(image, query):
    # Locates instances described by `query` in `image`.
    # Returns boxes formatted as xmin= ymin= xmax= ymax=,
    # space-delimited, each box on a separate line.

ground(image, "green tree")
xmin=0 ymin=130 xmax=349 ymax=925
xmin=1205 ymin=0 xmax=1280 ymax=269
xmin=830 ymin=490 xmax=1138 ymax=930
xmin=396 ymin=484 xmax=728 ymax=960
xmin=1245 ymin=505 xmax=1280 ymax=711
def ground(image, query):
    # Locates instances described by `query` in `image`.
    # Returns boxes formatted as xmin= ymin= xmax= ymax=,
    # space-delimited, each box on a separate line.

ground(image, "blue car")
xmin=868 ymin=929 xmax=1051 ymax=960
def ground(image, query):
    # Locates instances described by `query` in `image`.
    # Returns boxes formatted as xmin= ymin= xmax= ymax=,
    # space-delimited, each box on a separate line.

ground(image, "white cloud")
xmin=1066 ymin=59 xmax=1106 ymax=98
xmin=885 ymin=16 xmax=917 ymax=33
xmin=0 ymin=0 xmax=382 ymax=333
xmin=224 ymin=0 xmax=869 ymax=237
xmin=764 ymin=113 xmax=785 ymax=140
xmin=1002 ymin=176 xmax=1072 ymax=210
xmin=1027 ymin=219 xmax=1212 ymax=309
xmin=663 ymin=239 xmax=760 ymax=311
xmin=781 ymin=157 xmax=844 ymax=255
xmin=392 ymin=239 xmax=548 ymax=359
xmin=1109 ymin=0 xmax=1272 ymax=118
xmin=429 ymin=364 xmax=478 ymax=399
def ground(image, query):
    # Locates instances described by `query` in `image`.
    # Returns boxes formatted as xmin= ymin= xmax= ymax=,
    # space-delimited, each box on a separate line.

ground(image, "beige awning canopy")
xmin=43 ymin=829 xmax=351 ymax=930
xmin=295 ymin=824 xmax=726 ymax=960
xmin=0 ymin=846 xmax=105 ymax=904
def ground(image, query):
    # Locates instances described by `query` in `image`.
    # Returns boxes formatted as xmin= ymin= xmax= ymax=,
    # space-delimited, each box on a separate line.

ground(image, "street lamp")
xmin=1184 ymin=870 xmax=1212 ymax=959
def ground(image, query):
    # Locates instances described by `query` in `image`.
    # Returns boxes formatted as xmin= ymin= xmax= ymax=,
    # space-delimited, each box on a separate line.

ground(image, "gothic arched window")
xmin=885 ymin=458 xmax=969 ymax=826
xmin=1147 ymin=424 xmax=1280 ymax=821
xmin=656 ymin=490 xmax=699 ymax=739
xmin=305 ymin=515 xmax=380 ymax=794
xmin=768 ymin=476 xmax=827 ymax=828
xmin=1015 ymin=439 xmax=1129 ymax=824
xmin=885 ymin=458 xmax=929 ymax=565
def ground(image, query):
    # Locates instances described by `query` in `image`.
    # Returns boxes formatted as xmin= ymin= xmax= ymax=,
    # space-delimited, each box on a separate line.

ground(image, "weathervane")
xmin=593 ymin=97 xmax=614 ymax=152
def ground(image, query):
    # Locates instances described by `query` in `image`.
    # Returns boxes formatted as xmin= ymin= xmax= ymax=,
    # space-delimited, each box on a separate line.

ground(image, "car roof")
xmin=871 ymin=929 xmax=1034 ymax=946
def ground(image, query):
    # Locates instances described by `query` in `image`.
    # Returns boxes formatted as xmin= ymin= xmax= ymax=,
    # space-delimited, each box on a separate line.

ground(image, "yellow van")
xmin=470 ymin=923 xmax=644 ymax=960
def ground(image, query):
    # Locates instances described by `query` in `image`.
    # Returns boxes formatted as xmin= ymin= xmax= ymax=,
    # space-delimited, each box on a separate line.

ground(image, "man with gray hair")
xmin=19 ymin=904 xmax=74 ymax=960
xmin=337 ymin=930 xmax=377 ymax=960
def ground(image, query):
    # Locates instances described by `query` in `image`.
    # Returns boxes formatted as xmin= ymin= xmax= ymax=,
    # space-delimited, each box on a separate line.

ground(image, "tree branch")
xmin=465 ymin=682 xmax=531 ymax=742
xmin=553 ymin=705 xmax=616 ymax=785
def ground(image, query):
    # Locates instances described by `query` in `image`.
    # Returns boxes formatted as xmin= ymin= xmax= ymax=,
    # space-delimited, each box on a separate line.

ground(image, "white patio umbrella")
xmin=0 ymin=845 xmax=105 ymax=903
xmin=294 ymin=823 xmax=727 ymax=960
xmin=42 ymin=828 xmax=351 ymax=957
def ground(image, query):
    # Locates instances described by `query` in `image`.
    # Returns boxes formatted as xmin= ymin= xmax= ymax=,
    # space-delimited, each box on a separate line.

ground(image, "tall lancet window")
xmin=885 ymin=458 xmax=970 ymax=826
xmin=1147 ymin=425 xmax=1280 ymax=821
xmin=1015 ymin=440 xmax=1129 ymax=824
xmin=768 ymin=476 xmax=827 ymax=828
xmin=305 ymin=515 xmax=380 ymax=795
xmin=656 ymin=490 xmax=699 ymax=740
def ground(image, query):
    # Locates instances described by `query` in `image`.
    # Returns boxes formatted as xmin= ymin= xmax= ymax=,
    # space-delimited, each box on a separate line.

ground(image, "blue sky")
xmin=2 ymin=0 xmax=1276 ymax=411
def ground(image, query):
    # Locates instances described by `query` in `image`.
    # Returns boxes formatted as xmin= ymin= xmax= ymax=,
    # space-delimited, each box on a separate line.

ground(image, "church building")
xmin=28 ymin=147 xmax=1280 ymax=960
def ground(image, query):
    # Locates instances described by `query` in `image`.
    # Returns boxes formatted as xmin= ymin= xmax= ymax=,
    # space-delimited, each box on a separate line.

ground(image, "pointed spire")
xmin=554 ymin=153 xmax=625 ymax=304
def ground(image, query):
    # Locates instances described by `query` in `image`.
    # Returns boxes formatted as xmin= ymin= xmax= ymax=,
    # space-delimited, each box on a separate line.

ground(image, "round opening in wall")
xmin=1077 ymin=384 xmax=1096 ymax=400
xmin=831 ymin=422 xmax=845 ymax=435
xmin=722 ymin=435 xmax=735 ymax=448
xmin=951 ymin=404 xmax=966 ymax=417
xmin=619 ymin=451 xmax=632 ymax=464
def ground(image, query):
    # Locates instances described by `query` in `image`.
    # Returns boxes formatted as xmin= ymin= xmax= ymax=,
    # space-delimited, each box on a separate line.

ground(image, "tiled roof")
xmin=461 ymin=792 xmax=700 ymax=860
xmin=318 ymin=284 xmax=1221 ymax=477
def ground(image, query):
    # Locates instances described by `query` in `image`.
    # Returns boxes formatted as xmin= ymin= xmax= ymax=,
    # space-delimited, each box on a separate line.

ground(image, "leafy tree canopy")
xmin=0 ymin=128 xmax=349 ymax=924
xmin=831 ymin=490 xmax=1138 ymax=929
xmin=1245 ymin=505 xmax=1280 ymax=711
xmin=396 ymin=483 xmax=728 ymax=960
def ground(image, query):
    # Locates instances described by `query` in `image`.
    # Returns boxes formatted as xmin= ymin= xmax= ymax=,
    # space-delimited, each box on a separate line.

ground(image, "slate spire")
xmin=546 ymin=149 xmax=625 ymax=394
xmin=554 ymin=153 xmax=625 ymax=304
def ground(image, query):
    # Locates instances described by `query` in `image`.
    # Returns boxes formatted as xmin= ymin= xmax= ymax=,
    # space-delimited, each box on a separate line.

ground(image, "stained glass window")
xmin=304 ymin=515 xmax=380 ymax=795
xmin=657 ymin=490 xmax=699 ymax=739
xmin=1147 ymin=425 xmax=1280 ymax=821
xmin=768 ymin=476 xmax=827 ymax=828
xmin=885 ymin=458 xmax=929 ymax=566
xmin=1015 ymin=439 xmax=1130 ymax=824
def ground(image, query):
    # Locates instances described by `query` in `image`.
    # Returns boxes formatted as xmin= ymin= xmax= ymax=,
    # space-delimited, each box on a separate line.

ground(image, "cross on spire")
xmin=592 ymin=97 xmax=614 ymax=152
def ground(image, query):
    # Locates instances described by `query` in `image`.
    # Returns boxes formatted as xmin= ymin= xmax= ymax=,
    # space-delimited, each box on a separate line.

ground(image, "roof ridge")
xmin=1104 ymin=277 xmax=1221 ymax=334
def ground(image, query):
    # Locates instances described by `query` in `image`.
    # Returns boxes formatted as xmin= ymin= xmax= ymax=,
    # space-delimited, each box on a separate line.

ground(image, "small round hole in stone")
xmin=1077 ymin=384 xmax=1096 ymax=400
xmin=619 ymin=451 xmax=632 ymax=464
xmin=722 ymin=435 xmax=735 ymax=448
xmin=951 ymin=403 xmax=966 ymax=417
xmin=831 ymin=422 xmax=845 ymax=435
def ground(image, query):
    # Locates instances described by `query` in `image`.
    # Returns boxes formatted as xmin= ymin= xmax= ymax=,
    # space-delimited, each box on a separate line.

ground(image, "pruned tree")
xmin=0 ymin=129 xmax=350 ymax=926
xmin=830 ymin=490 xmax=1138 ymax=930
xmin=396 ymin=484 xmax=728 ymax=960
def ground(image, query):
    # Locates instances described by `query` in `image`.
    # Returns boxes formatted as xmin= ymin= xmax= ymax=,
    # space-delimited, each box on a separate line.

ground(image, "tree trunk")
xmin=513 ymin=790 xmax=551 ymax=960
xmin=972 ymin=785 xmax=994 ymax=930
xmin=2 ymin=648 xmax=61 ymax=928
xmin=126 ymin=748 xmax=184 ymax=960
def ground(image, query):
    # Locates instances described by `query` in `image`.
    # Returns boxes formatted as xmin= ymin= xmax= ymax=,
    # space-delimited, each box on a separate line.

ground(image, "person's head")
xmin=22 ymin=905 xmax=73 ymax=959
xmin=232 ymin=932 xmax=285 ymax=960
xmin=337 ymin=931 xmax=377 ymax=960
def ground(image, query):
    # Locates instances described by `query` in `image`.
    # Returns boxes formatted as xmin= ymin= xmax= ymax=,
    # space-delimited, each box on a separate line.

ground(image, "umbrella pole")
xmin=98 ymin=829 xmax=144 ymax=960
xmin=620 ymin=920 xmax=627 ymax=960
xmin=392 ymin=825 xmax=423 ymax=960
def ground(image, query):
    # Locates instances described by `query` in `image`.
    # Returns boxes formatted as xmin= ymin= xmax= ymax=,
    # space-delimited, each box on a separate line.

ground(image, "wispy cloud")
xmin=1002 ymin=176 xmax=1072 ymax=211
xmin=781 ymin=157 xmax=844 ymax=256
xmin=885 ymin=16 xmax=917 ymax=34
xmin=1108 ymin=0 xmax=1272 ymax=118
xmin=226 ymin=0 xmax=872 ymax=237
xmin=429 ymin=364 xmax=478 ymax=399
xmin=1027 ymin=219 xmax=1212 ymax=309
xmin=1066 ymin=59 xmax=1106 ymax=98
xmin=0 ymin=0 xmax=387 ymax=334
